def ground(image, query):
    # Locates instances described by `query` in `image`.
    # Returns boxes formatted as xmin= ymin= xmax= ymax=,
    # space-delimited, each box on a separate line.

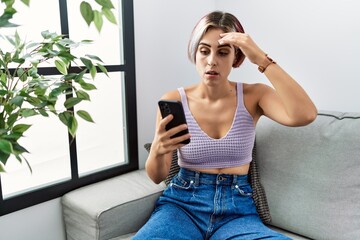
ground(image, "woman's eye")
xmin=218 ymin=51 xmax=229 ymax=56
xmin=199 ymin=49 xmax=209 ymax=55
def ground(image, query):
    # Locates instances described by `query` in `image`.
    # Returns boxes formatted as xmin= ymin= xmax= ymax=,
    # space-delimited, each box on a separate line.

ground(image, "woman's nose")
xmin=207 ymin=54 xmax=217 ymax=66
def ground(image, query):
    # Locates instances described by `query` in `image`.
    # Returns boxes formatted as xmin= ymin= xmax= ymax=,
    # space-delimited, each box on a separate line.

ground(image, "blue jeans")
xmin=133 ymin=168 xmax=290 ymax=240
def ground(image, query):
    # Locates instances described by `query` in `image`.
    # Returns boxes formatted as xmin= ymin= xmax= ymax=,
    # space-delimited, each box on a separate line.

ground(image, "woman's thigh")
xmin=132 ymin=203 xmax=203 ymax=240
xmin=209 ymin=215 xmax=291 ymax=240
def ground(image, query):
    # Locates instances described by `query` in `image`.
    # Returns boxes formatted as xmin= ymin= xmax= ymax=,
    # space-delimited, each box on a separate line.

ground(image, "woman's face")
xmin=195 ymin=28 xmax=236 ymax=85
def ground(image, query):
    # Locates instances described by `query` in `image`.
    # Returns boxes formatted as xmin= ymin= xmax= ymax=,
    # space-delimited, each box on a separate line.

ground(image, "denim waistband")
xmin=177 ymin=168 xmax=249 ymax=186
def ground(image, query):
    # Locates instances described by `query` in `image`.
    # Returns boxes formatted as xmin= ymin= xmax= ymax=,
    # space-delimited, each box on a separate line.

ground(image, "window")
xmin=0 ymin=0 xmax=137 ymax=215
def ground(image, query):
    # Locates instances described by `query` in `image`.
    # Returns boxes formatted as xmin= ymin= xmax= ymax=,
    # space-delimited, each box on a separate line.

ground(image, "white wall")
xmin=1 ymin=1 xmax=359 ymax=239
xmin=0 ymin=198 xmax=66 ymax=240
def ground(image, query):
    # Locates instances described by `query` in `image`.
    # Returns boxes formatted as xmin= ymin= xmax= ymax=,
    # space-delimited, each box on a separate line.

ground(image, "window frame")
xmin=0 ymin=0 xmax=138 ymax=216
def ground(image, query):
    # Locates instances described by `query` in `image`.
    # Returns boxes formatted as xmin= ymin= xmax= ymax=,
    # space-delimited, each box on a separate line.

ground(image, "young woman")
xmin=133 ymin=11 xmax=317 ymax=239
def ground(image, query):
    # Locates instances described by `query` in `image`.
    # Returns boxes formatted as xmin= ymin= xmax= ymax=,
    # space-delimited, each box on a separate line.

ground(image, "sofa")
xmin=61 ymin=110 xmax=360 ymax=239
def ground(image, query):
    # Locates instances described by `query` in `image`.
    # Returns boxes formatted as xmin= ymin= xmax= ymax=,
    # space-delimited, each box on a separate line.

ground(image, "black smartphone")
xmin=158 ymin=100 xmax=190 ymax=145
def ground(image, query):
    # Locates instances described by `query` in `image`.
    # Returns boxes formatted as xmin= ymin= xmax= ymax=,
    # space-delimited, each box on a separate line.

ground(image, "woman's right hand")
xmin=152 ymin=114 xmax=190 ymax=156
xmin=146 ymin=112 xmax=190 ymax=184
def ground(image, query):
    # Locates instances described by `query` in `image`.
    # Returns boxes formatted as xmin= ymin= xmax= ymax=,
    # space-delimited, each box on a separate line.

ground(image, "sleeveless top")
xmin=177 ymin=82 xmax=255 ymax=169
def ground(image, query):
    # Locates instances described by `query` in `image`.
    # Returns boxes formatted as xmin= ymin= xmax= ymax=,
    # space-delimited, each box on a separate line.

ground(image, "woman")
xmin=134 ymin=11 xmax=317 ymax=239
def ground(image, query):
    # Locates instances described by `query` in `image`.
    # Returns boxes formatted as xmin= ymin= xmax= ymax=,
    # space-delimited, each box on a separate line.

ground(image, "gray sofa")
xmin=62 ymin=110 xmax=360 ymax=239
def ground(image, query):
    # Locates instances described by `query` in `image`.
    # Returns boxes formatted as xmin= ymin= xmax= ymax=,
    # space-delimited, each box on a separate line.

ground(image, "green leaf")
xmin=79 ymin=81 xmax=97 ymax=91
xmin=58 ymin=51 xmax=76 ymax=61
xmin=80 ymin=2 xmax=94 ymax=26
xmin=80 ymin=57 xmax=93 ymax=70
xmin=59 ymin=111 xmax=72 ymax=126
xmin=63 ymin=73 xmax=78 ymax=81
xmin=41 ymin=30 xmax=52 ymax=39
xmin=0 ymin=139 xmax=13 ymax=154
xmin=0 ymin=90 xmax=7 ymax=96
xmin=28 ymin=67 xmax=39 ymax=77
xmin=74 ymin=69 xmax=86 ymax=82
xmin=25 ymin=96 xmax=42 ymax=107
xmin=93 ymin=10 xmax=103 ymax=32
xmin=12 ymin=142 xmax=30 ymax=154
xmin=76 ymin=90 xmax=90 ymax=101
xmin=38 ymin=109 xmax=49 ymax=117
xmin=0 ymin=162 xmax=5 ymax=172
xmin=7 ymin=113 xmax=19 ymax=128
xmin=0 ymin=148 xmax=10 ymax=165
xmin=59 ymin=112 xmax=78 ymax=137
xmin=15 ymin=30 xmax=21 ymax=47
xmin=4 ymin=104 xmax=14 ymax=114
xmin=77 ymin=110 xmax=94 ymax=123
xmin=90 ymin=65 xmax=97 ymax=79
xmin=97 ymin=64 xmax=108 ymax=77
xmin=1 ymin=75 xmax=7 ymax=88
xmin=16 ymin=68 xmax=28 ymax=81
xmin=9 ymin=96 xmax=24 ymax=107
xmin=95 ymin=0 xmax=115 ymax=9
xmin=34 ymin=87 xmax=46 ymax=97
xmin=4 ymin=52 xmax=11 ymax=62
xmin=85 ymin=54 xmax=103 ymax=63
xmin=12 ymin=124 xmax=31 ymax=134
xmin=20 ymin=109 xmax=37 ymax=117
xmin=20 ymin=0 xmax=30 ymax=6
xmin=80 ymin=39 xmax=94 ymax=44
xmin=12 ymin=57 xmax=25 ymax=64
xmin=0 ymin=59 xmax=5 ymax=68
xmin=4 ymin=133 xmax=22 ymax=141
xmin=55 ymin=60 xmax=68 ymax=75
xmin=64 ymin=97 xmax=82 ymax=109
xmin=69 ymin=115 xmax=78 ymax=137
xmin=0 ymin=21 xmax=19 ymax=28
xmin=102 ymin=7 xmax=117 ymax=24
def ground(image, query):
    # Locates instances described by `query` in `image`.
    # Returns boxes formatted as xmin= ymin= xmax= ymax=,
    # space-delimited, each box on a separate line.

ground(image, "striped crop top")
xmin=177 ymin=82 xmax=255 ymax=169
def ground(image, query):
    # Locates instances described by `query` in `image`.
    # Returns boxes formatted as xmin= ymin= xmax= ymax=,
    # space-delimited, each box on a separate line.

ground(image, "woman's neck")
xmin=197 ymin=81 xmax=236 ymax=101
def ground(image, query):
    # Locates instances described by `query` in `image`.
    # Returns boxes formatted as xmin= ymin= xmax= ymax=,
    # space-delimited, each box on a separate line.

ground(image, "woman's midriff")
xmin=190 ymin=163 xmax=250 ymax=175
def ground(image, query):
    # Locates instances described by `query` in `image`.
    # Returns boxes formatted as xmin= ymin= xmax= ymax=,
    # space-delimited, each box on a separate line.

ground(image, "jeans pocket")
xmin=169 ymin=175 xmax=194 ymax=190
xmin=234 ymin=184 xmax=253 ymax=197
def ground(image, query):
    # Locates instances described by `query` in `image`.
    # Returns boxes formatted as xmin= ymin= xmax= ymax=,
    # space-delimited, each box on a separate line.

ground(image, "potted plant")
xmin=0 ymin=0 xmax=116 ymax=172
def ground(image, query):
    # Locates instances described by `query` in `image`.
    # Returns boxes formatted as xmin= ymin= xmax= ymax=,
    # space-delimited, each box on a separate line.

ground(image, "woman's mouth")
xmin=205 ymin=70 xmax=219 ymax=76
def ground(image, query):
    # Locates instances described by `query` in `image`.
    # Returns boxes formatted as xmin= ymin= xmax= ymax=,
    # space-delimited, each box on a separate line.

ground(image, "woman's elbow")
xmin=295 ymin=108 xmax=318 ymax=126
xmin=305 ymin=108 xmax=318 ymax=124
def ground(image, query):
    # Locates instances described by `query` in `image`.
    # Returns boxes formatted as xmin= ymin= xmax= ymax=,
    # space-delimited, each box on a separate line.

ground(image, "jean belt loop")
xmin=232 ymin=174 xmax=238 ymax=186
xmin=194 ymin=171 xmax=200 ymax=186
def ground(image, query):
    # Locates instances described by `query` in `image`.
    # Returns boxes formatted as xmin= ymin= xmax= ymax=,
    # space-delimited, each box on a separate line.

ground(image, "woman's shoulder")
xmin=243 ymin=82 xmax=272 ymax=95
xmin=159 ymin=89 xmax=181 ymax=101
xmin=160 ymin=85 xmax=197 ymax=101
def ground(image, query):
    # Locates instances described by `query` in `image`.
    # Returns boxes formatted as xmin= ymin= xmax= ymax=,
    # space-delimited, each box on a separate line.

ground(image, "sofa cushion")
xmin=256 ymin=110 xmax=360 ymax=240
xmin=144 ymin=142 xmax=272 ymax=223
xmin=62 ymin=169 xmax=166 ymax=240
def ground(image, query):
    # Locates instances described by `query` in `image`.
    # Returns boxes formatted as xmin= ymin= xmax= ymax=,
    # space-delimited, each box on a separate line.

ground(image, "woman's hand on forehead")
xmin=218 ymin=32 xmax=265 ymax=65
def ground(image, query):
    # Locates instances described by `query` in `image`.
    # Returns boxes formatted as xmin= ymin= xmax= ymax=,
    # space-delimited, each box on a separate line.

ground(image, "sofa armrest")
xmin=61 ymin=169 xmax=165 ymax=240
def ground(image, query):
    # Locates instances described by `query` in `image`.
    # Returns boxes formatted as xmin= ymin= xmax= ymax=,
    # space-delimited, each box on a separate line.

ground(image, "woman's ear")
xmin=233 ymin=48 xmax=239 ymax=65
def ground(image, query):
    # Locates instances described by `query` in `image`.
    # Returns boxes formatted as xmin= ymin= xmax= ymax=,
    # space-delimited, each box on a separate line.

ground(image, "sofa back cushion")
xmin=256 ymin=110 xmax=360 ymax=240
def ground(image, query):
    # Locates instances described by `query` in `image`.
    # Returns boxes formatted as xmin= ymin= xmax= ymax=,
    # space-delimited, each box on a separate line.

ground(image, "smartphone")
xmin=158 ymin=100 xmax=190 ymax=145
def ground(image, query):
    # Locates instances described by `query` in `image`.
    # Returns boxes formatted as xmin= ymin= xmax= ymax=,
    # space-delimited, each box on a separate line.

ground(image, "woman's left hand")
xmin=219 ymin=32 xmax=265 ymax=66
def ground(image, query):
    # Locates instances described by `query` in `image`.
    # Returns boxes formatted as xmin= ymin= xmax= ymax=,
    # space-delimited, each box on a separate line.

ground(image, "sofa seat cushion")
xmin=256 ymin=110 xmax=360 ymax=240
xmin=62 ymin=169 xmax=166 ymax=240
